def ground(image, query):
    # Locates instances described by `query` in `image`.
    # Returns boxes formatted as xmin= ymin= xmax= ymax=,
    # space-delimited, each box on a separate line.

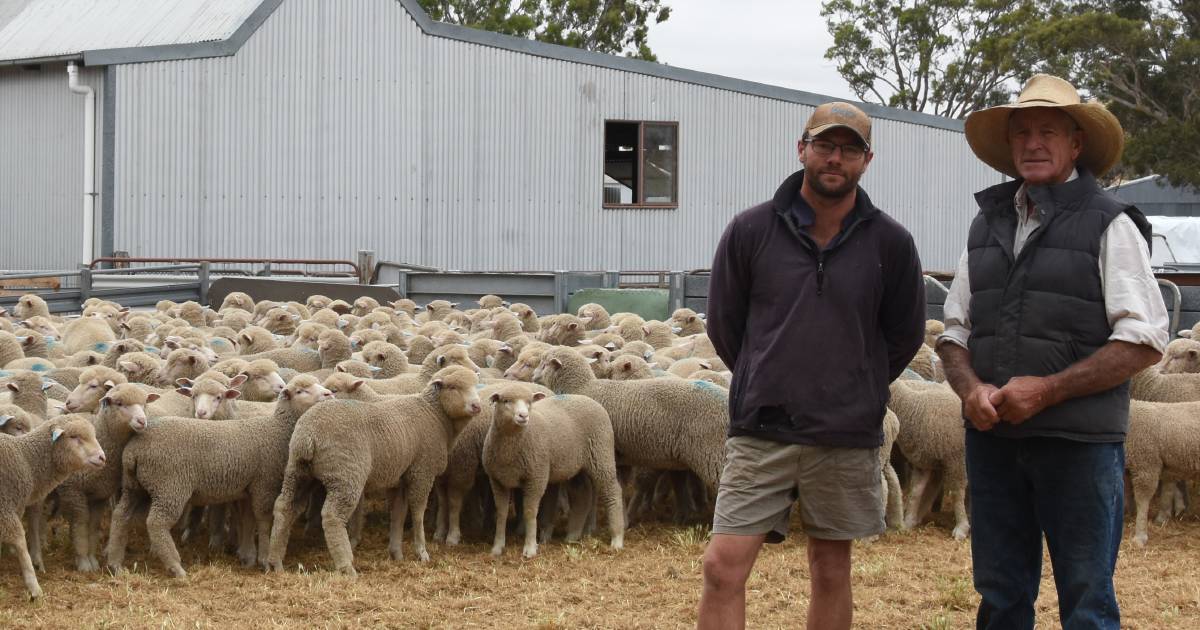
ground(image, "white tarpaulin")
xmin=1148 ymin=216 xmax=1200 ymax=266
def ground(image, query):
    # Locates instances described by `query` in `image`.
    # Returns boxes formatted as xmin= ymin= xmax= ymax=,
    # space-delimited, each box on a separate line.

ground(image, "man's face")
xmin=797 ymin=128 xmax=873 ymax=199
xmin=1007 ymin=108 xmax=1082 ymax=185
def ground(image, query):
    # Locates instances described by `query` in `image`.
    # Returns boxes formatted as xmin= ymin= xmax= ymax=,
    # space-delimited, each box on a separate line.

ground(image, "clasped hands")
xmin=964 ymin=376 xmax=1058 ymax=432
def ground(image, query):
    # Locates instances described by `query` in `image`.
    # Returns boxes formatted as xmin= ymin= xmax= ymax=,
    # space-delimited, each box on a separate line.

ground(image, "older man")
xmin=937 ymin=74 xmax=1169 ymax=629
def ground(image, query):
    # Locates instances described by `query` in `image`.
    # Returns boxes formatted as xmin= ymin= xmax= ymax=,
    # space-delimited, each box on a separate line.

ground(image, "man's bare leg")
xmin=697 ymin=533 xmax=766 ymax=629
xmin=807 ymin=538 xmax=853 ymax=630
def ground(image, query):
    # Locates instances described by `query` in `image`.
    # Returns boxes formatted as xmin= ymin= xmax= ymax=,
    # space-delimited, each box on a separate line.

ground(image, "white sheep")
xmin=483 ymin=383 xmax=625 ymax=558
xmin=105 ymin=375 xmax=333 ymax=577
xmin=1126 ymin=399 xmax=1200 ymax=546
xmin=266 ymin=366 xmax=482 ymax=575
xmin=0 ymin=415 xmax=106 ymax=598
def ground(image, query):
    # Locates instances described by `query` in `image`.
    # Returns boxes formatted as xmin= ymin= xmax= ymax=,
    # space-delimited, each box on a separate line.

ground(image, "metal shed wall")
xmin=111 ymin=0 xmax=1000 ymax=273
xmin=0 ymin=63 xmax=103 ymax=270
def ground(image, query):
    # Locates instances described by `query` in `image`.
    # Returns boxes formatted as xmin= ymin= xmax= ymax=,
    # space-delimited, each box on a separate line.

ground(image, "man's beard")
xmin=805 ymin=168 xmax=860 ymax=199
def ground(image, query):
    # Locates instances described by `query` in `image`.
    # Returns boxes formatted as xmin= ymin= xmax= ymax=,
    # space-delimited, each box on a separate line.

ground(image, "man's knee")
xmin=702 ymin=537 xmax=760 ymax=592
xmin=807 ymin=539 xmax=851 ymax=590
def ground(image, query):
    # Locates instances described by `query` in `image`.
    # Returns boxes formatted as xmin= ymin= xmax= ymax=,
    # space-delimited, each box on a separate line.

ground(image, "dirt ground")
xmin=1 ymin=506 xmax=1198 ymax=629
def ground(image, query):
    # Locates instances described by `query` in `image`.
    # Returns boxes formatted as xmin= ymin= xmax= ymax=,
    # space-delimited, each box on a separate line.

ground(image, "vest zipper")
xmin=816 ymin=255 xmax=825 ymax=296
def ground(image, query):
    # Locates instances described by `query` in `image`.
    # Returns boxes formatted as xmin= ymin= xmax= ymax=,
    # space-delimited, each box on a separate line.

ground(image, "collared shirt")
xmin=938 ymin=168 xmax=1169 ymax=353
xmin=790 ymin=195 xmax=857 ymax=251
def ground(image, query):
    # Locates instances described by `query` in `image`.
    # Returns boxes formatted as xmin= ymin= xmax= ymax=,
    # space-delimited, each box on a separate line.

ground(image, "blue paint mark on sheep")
xmin=31 ymin=363 xmax=50 ymax=372
xmin=93 ymin=342 xmax=111 ymax=352
xmin=690 ymin=380 xmax=728 ymax=401
xmin=552 ymin=394 xmax=568 ymax=400
xmin=146 ymin=346 xmax=159 ymax=353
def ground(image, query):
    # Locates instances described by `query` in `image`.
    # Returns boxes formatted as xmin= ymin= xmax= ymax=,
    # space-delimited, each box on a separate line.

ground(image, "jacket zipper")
xmin=816 ymin=255 xmax=825 ymax=296
xmin=777 ymin=207 xmax=868 ymax=298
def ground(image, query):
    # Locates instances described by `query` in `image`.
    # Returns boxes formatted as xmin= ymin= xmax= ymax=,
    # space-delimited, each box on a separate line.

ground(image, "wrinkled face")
xmin=54 ymin=418 xmax=107 ymax=470
xmin=282 ymin=380 xmax=335 ymax=413
xmin=15 ymin=297 xmax=42 ymax=318
xmin=22 ymin=317 xmax=58 ymax=339
xmin=798 ymin=127 xmax=873 ymax=199
xmin=531 ymin=356 xmax=564 ymax=386
xmin=65 ymin=377 xmax=116 ymax=413
xmin=504 ymin=348 xmax=546 ymax=381
xmin=243 ymin=367 xmax=286 ymax=398
xmin=1159 ymin=341 xmax=1200 ymax=374
xmin=163 ymin=350 xmax=206 ymax=383
xmin=431 ymin=373 xmax=483 ymax=419
xmin=0 ymin=409 xmax=31 ymax=436
xmin=323 ymin=373 xmax=370 ymax=399
xmin=1008 ymin=107 xmax=1082 ymax=186
xmin=264 ymin=309 xmax=297 ymax=333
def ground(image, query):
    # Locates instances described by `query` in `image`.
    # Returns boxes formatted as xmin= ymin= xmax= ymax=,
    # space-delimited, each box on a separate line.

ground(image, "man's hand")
xmin=965 ymin=384 xmax=1002 ymax=431
xmin=991 ymin=376 xmax=1059 ymax=425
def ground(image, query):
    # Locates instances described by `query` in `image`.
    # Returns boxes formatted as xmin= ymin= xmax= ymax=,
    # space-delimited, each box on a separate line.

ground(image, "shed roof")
xmin=0 ymin=0 xmax=261 ymax=63
xmin=0 ymin=0 xmax=965 ymax=132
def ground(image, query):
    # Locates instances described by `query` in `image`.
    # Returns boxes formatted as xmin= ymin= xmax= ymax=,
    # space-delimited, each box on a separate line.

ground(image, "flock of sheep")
xmin=0 ymin=290 xmax=1196 ymax=600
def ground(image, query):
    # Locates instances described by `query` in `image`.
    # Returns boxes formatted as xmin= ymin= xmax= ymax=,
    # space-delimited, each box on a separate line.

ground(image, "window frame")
xmin=602 ymin=119 xmax=680 ymax=210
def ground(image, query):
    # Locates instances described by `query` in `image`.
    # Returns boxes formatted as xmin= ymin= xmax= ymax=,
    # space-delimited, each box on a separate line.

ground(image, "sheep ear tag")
xmin=51 ymin=427 xmax=64 ymax=442
xmin=0 ymin=415 xmax=11 ymax=427
xmin=41 ymin=381 xmax=53 ymax=391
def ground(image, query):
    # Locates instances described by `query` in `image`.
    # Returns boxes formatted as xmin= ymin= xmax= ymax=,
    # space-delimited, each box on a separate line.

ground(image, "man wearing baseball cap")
xmin=936 ymin=74 xmax=1168 ymax=628
xmin=698 ymin=102 xmax=926 ymax=629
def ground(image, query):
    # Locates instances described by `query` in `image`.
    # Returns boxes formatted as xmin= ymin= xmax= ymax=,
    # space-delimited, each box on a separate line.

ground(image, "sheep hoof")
xmin=106 ymin=563 xmax=124 ymax=576
xmin=952 ymin=526 xmax=970 ymax=541
xmin=521 ymin=545 xmax=538 ymax=559
xmin=610 ymin=536 xmax=624 ymax=551
xmin=168 ymin=566 xmax=187 ymax=579
xmin=337 ymin=565 xmax=358 ymax=578
xmin=1133 ymin=534 xmax=1148 ymax=547
xmin=490 ymin=546 xmax=504 ymax=557
xmin=446 ymin=532 xmax=461 ymax=546
xmin=238 ymin=553 xmax=256 ymax=568
xmin=27 ymin=585 xmax=42 ymax=600
xmin=388 ymin=548 xmax=403 ymax=562
xmin=432 ymin=531 xmax=446 ymax=543
xmin=416 ymin=549 xmax=430 ymax=563
xmin=32 ymin=558 xmax=44 ymax=573
xmin=76 ymin=557 xmax=99 ymax=572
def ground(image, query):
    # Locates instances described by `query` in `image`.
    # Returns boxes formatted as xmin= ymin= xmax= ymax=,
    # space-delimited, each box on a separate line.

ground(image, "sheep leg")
xmin=1131 ymin=467 xmax=1161 ymax=547
xmin=105 ymin=491 xmax=141 ymax=573
xmin=24 ymin=505 xmax=44 ymax=573
xmin=87 ymin=499 xmax=105 ymax=570
xmin=536 ymin=484 xmax=561 ymax=544
xmin=251 ymin=493 xmax=276 ymax=570
xmin=388 ymin=486 xmax=409 ymax=561
xmin=236 ymin=500 xmax=257 ymax=568
xmin=266 ymin=473 xmax=309 ymax=572
xmin=903 ymin=468 xmax=933 ymax=529
xmin=303 ymin=486 xmax=326 ymax=539
xmin=564 ymin=477 xmax=593 ymax=543
xmin=206 ymin=503 xmax=228 ymax=551
xmin=592 ymin=470 xmax=626 ymax=550
xmin=490 ymin=481 xmax=511 ymax=556
xmin=433 ymin=477 xmax=448 ymax=543
xmin=320 ymin=484 xmax=361 ymax=577
xmin=520 ymin=477 xmax=548 ymax=559
xmin=884 ymin=463 xmax=904 ymax=529
xmin=948 ymin=468 xmax=970 ymax=541
xmin=917 ymin=469 xmax=945 ymax=521
xmin=0 ymin=513 xmax=41 ymax=599
xmin=61 ymin=489 xmax=95 ymax=572
xmin=349 ymin=498 xmax=366 ymax=550
xmin=146 ymin=499 xmax=189 ymax=578
xmin=1172 ymin=480 xmax=1189 ymax=518
xmin=446 ymin=482 xmax=467 ymax=546
xmin=405 ymin=477 xmax=437 ymax=562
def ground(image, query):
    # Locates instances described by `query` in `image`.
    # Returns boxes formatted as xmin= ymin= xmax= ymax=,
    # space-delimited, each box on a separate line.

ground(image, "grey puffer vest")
xmin=966 ymin=169 xmax=1152 ymax=442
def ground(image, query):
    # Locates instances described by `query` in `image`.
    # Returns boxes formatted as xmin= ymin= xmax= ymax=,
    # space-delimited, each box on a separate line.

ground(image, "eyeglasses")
xmin=807 ymin=139 xmax=868 ymax=161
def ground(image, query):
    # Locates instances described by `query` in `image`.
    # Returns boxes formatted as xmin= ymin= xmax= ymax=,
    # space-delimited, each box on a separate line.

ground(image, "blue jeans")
xmin=965 ymin=430 xmax=1124 ymax=630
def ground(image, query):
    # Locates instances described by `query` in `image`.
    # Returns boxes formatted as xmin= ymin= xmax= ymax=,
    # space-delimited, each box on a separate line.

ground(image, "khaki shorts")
xmin=712 ymin=435 xmax=884 ymax=543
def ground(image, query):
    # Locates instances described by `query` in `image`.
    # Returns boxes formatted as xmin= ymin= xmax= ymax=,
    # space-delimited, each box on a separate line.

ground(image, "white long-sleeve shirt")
xmin=937 ymin=173 xmax=1169 ymax=354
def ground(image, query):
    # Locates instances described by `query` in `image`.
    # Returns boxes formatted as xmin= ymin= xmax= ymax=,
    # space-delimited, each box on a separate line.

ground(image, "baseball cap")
xmin=804 ymin=102 xmax=872 ymax=149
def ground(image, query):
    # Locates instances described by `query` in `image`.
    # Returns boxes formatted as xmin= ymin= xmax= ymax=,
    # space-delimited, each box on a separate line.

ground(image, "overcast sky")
xmin=648 ymin=0 xmax=857 ymax=101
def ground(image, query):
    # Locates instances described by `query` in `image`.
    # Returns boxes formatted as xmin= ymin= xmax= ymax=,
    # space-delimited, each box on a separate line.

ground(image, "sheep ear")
xmin=586 ymin=357 xmax=598 ymax=364
xmin=336 ymin=365 xmax=347 ymax=373
xmin=175 ymin=378 xmax=194 ymax=388
xmin=119 ymin=361 xmax=140 ymax=373
xmin=349 ymin=380 xmax=364 ymax=392
xmin=687 ymin=316 xmax=696 ymax=324
xmin=550 ymin=358 xmax=563 ymax=369
xmin=51 ymin=427 xmax=64 ymax=442
xmin=229 ymin=373 xmax=248 ymax=388
xmin=175 ymin=388 xmax=193 ymax=397
xmin=437 ymin=355 xmax=447 ymax=367
xmin=240 ymin=333 xmax=253 ymax=345
xmin=224 ymin=389 xmax=242 ymax=400
xmin=642 ymin=325 xmax=650 ymax=335
xmin=622 ymin=362 xmax=633 ymax=372
xmin=120 ymin=322 xmax=131 ymax=331
xmin=489 ymin=392 xmax=501 ymax=403
xmin=532 ymin=392 xmax=546 ymax=402
xmin=501 ymin=301 xmax=510 ymax=307
xmin=575 ymin=339 xmax=588 ymax=345
xmin=450 ymin=302 xmax=459 ymax=308
xmin=604 ymin=342 xmax=616 ymax=351
xmin=567 ymin=323 xmax=579 ymax=331
xmin=100 ymin=396 xmax=112 ymax=407
xmin=430 ymin=378 xmax=444 ymax=390
xmin=643 ymin=351 xmax=654 ymax=360
xmin=103 ymin=379 xmax=119 ymax=391
xmin=145 ymin=393 xmax=160 ymax=403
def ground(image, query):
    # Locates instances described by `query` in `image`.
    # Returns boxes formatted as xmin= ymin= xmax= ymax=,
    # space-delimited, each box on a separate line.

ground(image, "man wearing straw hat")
xmin=936 ymin=74 xmax=1169 ymax=628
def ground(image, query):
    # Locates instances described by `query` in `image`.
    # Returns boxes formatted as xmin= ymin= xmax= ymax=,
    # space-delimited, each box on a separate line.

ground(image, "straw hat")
xmin=964 ymin=74 xmax=1124 ymax=178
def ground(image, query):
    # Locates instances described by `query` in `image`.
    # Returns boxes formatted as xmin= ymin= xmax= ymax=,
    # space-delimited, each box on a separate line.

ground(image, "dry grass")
xmin=2 ymin=509 xmax=1199 ymax=628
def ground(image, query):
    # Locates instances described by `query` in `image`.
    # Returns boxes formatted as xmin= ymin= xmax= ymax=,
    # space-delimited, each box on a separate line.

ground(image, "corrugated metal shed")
xmin=1110 ymin=175 xmax=1200 ymax=217
xmin=0 ymin=0 xmax=261 ymax=63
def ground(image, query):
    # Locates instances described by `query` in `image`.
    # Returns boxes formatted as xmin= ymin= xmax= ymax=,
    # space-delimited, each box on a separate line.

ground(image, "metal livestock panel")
xmin=0 ymin=63 xmax=103 ymax=270
xmin=111 ymin=0 xmax=1003 ymax=275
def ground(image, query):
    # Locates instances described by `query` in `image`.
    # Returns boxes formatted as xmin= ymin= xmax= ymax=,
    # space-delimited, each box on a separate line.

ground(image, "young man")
xmin=937 ymin=74 xmax=1168 ymax=629
xmin=698 ymin=102 xmax=926 ymax=630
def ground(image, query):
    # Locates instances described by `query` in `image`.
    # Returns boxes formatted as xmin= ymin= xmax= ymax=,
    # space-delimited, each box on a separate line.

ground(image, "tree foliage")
xmin=418 ymin=1 xmax=671 ymax=61
xmin=820 ymin=0 xmax=1048 ymax=118
xmin=1030 ymin=0 xmax=1199 ymax=187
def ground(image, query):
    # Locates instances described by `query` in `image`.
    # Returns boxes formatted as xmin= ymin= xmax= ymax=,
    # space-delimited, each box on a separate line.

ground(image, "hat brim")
xmin=806 ymin=123 xmax=870 ymax=149
xmin=964 ymin=101 xmax=1124 ymax=178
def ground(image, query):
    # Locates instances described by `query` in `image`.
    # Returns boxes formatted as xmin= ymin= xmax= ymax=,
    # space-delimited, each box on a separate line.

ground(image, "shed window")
xmin=604 ymin=121 xmax=678 ymax=208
